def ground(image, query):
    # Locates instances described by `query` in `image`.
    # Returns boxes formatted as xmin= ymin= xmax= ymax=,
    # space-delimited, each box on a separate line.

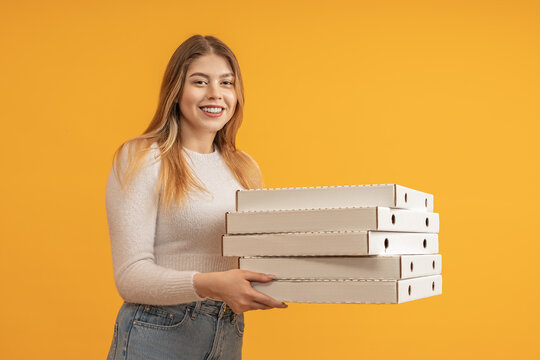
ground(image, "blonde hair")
xmin=111 ymin=35 xmax=263 ymax=214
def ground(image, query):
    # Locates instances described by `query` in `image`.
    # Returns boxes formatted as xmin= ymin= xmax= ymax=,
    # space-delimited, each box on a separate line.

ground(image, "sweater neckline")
xmin=182 ymin=146 xmax=220 ymax=160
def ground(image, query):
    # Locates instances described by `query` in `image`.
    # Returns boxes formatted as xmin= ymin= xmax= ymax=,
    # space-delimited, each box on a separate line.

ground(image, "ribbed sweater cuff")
xmin=157 ymin=254 xmax=239 ymax=273
xmin=166 ymin=271 xmax=207 ymax=303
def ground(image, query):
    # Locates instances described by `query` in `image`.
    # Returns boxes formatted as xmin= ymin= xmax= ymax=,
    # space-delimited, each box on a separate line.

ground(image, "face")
xmin=179 ymin=53 xmax=237 ymax=138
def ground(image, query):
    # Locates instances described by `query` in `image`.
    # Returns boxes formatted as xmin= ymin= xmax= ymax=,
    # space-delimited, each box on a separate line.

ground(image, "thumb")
xmin=244 ymin=271 xmax=276 ymax=283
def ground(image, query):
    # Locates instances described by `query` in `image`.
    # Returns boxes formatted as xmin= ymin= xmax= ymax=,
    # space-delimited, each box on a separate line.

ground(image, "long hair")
xmin=111 ymin=35 xmax=263 ymax=214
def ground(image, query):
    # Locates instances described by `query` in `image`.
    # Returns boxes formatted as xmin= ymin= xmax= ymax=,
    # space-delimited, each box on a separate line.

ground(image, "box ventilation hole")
xmin=410 ymin=262 xmax=414 ymax=272
xmin=432 ymin=281 xmax=435 ymax=291
xmin=384 ymin=238 xmax=389 ymax=250
xmin=423 ymin=239 xmax=427 ymax=248
xmin=425 ymin=198 xmax=428 ymax=207
xmin=391 ymin=215 xmax=396 ymax=224
xmin=408 ymin=285 xmax=412 ymax=296
xmin=404 ymin=193 xmax=408 ymax=203
xmin=432 ymin=260 xmax=436 ymax=269
xmin=425 ymin=217 xmax=429 ymax=227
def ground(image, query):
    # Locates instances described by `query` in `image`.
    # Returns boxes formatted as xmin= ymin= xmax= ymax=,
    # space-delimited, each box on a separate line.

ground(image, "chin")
xmin=206 ymin=119 xmax=230 ymax=131
xmin=201 ymin=123 xmax=228 ymax=135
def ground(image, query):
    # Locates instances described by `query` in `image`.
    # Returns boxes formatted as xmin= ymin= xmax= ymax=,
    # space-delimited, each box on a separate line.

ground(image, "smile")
xmin=200 ymin=107 xmax=223 ymax=113
xmin=200 ymin=107 xmax=224 ymax=117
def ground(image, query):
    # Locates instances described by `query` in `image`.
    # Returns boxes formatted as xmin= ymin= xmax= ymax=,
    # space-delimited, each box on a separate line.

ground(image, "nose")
xmin=206 ymin=82 xmax=222 ymax=100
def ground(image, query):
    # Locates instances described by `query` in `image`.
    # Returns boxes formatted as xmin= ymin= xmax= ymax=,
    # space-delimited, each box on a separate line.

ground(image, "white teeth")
xmin=201 ymin=107 xmax=223 ymax=113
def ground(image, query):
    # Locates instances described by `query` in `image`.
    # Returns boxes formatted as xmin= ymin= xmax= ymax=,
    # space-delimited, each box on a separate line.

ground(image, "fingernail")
xmin=267 ymin=274 xmax=276 ymax=279
xmin=281 ymin=302 xmax=288 ymax=307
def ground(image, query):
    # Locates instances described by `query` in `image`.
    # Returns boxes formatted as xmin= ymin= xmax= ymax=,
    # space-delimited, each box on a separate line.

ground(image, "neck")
xmin=179 ymin=126 xmax=216 ymax=154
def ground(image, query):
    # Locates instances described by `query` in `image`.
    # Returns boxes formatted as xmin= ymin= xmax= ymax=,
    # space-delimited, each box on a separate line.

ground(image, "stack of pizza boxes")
xmin=222 ymin=184 xmax=442 ymax=304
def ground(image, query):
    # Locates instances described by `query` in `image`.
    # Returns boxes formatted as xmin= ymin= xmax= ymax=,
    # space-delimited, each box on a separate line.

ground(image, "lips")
xmin=199 ymin=107 xmax=224 ymax=117
xmin=199 ymin=105 xmax=224 ymax=109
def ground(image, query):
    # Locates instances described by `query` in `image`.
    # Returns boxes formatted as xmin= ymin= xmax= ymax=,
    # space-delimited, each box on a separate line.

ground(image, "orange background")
xmin=1 ymin=0 xmax=539 ymax=358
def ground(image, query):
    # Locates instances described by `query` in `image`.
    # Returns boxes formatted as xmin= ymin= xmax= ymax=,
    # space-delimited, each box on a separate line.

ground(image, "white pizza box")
xmin=251 ymin=275 xmax=443 ymax=304
xmin=226 ymin=207 xmax=439 ymax=234
xmin=222 ymin=231 xmax=438 ymax=256
xmin=236 ymin=184 xmax=434 ymax=212
xmin=239 ymin=254 xmax=442 ymax=280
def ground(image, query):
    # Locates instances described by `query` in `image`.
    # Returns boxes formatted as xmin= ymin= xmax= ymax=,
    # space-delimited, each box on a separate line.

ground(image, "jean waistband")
xmin=124 ymin=298 xmax=240 ymax=320
xmin=191 ymin=298 xmax=233 ymax=317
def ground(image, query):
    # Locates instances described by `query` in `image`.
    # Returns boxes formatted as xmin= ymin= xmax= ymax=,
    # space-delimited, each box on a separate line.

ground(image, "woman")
xmin=105 ymin=34 xmax=287 ymax=360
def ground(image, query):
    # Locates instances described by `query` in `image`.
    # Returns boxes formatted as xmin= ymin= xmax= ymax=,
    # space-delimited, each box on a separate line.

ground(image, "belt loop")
xmin=191 ymin=301 xmax=202 ymax=320
xmin=218 ymin=302 xmax=226 ymax=319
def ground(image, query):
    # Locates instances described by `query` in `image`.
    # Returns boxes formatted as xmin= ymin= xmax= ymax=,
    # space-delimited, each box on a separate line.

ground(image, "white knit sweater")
xmin=105 ymin=142 xmax=246 ymax=305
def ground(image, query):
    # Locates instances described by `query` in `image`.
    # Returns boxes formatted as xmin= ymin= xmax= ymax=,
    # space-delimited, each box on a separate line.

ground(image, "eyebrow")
xmin=188 ymin=72 xmax=234 ymax=79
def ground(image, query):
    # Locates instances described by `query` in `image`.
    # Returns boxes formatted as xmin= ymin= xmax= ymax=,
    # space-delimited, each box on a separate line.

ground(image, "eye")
xmin=194 ymin=80 xmax=207 ymax=85
xmin=222 ymin=80 xmax=234 ymax=85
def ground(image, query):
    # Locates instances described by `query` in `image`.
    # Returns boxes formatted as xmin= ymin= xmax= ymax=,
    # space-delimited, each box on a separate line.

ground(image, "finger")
xmin=232 ymin=300 xmax=273 ymax=314
xmin=252 ymin=301 xmax=273 ymax=310
xmin=249 ymin=288 xmax=287 ymax=309
xmin=243 ymin=271 xmax=276 ymax=283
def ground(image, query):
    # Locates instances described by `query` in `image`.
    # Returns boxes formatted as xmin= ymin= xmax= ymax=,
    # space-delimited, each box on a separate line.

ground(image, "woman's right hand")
xmin=193 ymin=269 xmax=288 ymax=314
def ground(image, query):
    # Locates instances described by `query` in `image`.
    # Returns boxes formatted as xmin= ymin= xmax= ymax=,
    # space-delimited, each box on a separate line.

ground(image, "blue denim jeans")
xmin=107 ymin=299 xmax=244 ymax=360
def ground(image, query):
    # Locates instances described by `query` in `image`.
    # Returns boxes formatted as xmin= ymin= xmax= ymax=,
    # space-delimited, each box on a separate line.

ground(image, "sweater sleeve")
xmin=105 ymin=143 xmax=207 ymax=305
